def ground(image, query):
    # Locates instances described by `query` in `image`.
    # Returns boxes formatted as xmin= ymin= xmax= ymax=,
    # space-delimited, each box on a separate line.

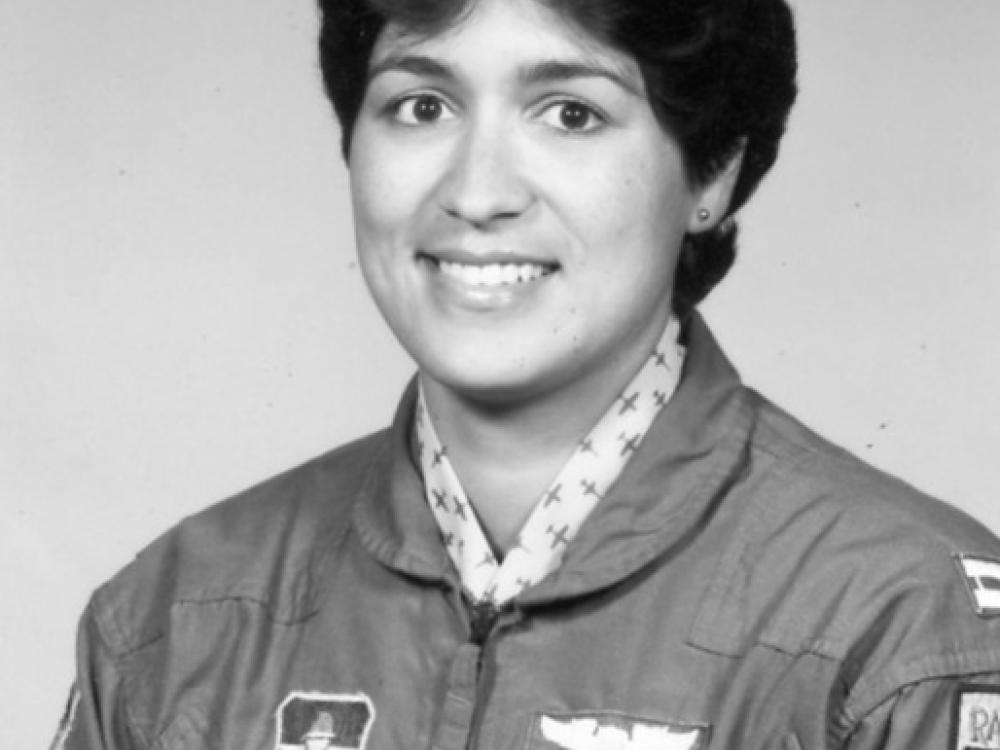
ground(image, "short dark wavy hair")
xmin=317 ymin=0 xmax=797 ymax=316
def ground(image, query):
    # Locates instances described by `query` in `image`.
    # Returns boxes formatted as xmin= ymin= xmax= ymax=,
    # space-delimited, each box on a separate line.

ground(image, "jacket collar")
xmin=520 ymin=312 xmax=753 ymax=605
xmin=351 ymin=379 xmax=455 ymax=584
xmin=352 ymin=312 xmax=755 ymax=605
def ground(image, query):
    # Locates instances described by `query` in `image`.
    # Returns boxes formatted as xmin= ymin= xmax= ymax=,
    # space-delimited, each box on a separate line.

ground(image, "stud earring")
xmin=697 ymin=208 xmax=711 ymax=222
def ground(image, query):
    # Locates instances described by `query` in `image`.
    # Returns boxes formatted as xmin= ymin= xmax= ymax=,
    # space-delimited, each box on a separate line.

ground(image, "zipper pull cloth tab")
xmin=469 ymin=599 xmax=500 ymax=646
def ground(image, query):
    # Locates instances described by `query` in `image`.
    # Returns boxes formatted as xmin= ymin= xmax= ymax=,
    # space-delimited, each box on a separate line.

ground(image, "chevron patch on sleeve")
xmin=956 ymin=555 xmax=1000 ymax=616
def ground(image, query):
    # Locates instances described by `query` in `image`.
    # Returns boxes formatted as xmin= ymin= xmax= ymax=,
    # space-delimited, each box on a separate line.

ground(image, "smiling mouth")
xmin=421 ymin=254 xmax=558 ymax=287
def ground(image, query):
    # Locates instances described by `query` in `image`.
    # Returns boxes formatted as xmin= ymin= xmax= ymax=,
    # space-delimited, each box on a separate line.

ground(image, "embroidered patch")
xmin=531 ymin=711 xmax=709 ymax=750
xmin=275 ymin=692 xmax=375 ymax=750
xmin=956 ymin=554 xmax=1000 ymax=616
xmin=953 ymin=686 xmax=1000 ymax=749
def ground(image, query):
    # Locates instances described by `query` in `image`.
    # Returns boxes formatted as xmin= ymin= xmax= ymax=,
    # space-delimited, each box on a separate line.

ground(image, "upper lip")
xmin=418 ymin=248 xmax=558 ymax=267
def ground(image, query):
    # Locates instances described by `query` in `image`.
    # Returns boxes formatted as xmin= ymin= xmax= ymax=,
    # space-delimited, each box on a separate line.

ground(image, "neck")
xmin=420 ymin=317 xmax=671 ymax=552
xmin=420 ymin=385 xmax=590 ymax=553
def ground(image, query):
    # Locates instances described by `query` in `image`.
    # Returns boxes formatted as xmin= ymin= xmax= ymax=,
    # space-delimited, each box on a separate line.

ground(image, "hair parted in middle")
xmin=317 ymin=0 xmax=798 ymax=316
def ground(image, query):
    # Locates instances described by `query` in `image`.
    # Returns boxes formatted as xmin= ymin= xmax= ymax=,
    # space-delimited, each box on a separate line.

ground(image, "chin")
xmin=429 ymin=354 xmax=604 ymax=416
xmin=432 ymin=369 xmax=535 ymax=402
xmin=420 ymin=356 xmax=551 ymax=405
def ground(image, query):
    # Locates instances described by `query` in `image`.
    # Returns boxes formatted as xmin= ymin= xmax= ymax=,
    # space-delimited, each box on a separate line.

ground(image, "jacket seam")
xmin=687 ymin=442 xmax=786 ymax=654
xmin=841 ymin=645 xmax=1000 ymax=726
xmin=84 ymin=601 xmax=153 ymax=748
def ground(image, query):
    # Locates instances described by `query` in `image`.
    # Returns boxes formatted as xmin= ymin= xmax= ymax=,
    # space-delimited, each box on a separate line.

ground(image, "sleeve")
xmin=844 ymin=673 xmax=1000 ymax=750
xmin=51 ymin=603 xmax=136 ymax=750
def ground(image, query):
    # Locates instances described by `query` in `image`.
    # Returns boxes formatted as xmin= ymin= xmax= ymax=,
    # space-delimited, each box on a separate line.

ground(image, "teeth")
xmin=437 ymin=260 xmax=552 ymax=286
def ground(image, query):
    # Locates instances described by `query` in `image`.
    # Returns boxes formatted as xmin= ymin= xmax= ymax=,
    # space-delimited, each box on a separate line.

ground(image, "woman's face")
xmin=349 ymin=0 xmax=708 ymax=406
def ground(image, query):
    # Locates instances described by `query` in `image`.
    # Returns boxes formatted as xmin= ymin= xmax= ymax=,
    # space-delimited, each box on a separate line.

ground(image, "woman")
xmin=57 ymin=0 xmax=1000 ymax=748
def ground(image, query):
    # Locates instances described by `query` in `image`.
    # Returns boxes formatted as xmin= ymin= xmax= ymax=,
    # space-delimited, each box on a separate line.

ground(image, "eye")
xmin=538 ymin=100 xmax=606 ymax=133
xmin=391 ymin=93 xmax=456 ymax=126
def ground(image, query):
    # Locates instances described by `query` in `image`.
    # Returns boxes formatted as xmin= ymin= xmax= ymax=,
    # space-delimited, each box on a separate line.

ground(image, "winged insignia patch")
xmin=537 ymin=713 xmax=707 ymax=750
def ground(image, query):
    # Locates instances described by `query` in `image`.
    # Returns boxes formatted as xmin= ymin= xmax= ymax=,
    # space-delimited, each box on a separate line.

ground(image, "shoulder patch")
xmin=531 ymin=711 xmax=709 ymax=750
xmin=275 ymin=692 xmax=375 ymax=750
xmin=953 ymin=686 xmax=1000 ymax=749
xmin=956 ymin=555 xmax=1000 ymax=616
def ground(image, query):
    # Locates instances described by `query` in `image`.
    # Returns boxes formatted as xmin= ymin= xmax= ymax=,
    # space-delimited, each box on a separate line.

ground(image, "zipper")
xmin=464 ymin=599 xmax=503 ymax=750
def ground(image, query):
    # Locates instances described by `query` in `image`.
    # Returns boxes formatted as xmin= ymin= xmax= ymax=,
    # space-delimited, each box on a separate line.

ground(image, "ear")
xmin=687 ymin=145 xmax=745 ymax=234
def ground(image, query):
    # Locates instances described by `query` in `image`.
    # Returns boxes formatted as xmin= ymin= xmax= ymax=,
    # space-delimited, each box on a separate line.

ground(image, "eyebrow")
xmin=367 ymin=54 xmax=452 ymax=85
xmin=367 ymin=54 xmax=640 ymax=96
xmin=519 ymin=60 xmax=640 ymax=96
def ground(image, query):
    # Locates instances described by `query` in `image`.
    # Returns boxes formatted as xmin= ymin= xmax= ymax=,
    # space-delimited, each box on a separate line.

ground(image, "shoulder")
xmin=85 ymin=429 xmax=391 ymax=658
xmin=733 ymin=388 xmax=995 ymax=551
xmin=746 ymin=390 xmax=999 ymax=567
xmin=697 ymin=389 xmax=1000 ymax=713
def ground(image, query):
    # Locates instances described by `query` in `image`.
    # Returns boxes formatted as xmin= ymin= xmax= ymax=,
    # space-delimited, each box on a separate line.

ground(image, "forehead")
xmin=369 ymin=0 xmax=639 ymax=83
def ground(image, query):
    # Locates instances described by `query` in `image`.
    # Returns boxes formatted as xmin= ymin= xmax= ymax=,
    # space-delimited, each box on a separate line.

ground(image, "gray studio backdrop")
xmin=2 ymin=1 xmax=999 ymax=747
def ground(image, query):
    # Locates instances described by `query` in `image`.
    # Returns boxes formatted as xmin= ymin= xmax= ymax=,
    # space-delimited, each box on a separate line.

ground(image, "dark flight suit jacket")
xmin=58 ymin=315 xmax=1000 ymax=750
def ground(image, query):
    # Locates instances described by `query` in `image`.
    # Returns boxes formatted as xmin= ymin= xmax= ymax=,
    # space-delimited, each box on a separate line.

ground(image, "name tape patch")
xmin=532 ymin=711 xmax=708 ymax=750
xmin=275 ymin=692 xmax=375 ymax=750
xmin=954 ymin=687 xmax=1000 ymax=750
xmin=956 ymin=555 xmax=1000 ymax=616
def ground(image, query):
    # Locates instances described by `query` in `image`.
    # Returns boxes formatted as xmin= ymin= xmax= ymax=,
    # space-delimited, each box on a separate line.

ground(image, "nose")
xmin=436 ymin=121 xmax=533 ymax=228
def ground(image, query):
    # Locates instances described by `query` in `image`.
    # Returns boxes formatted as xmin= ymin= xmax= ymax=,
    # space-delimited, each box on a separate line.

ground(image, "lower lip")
xmin=420 ymin=257 xmax=555 ymax=311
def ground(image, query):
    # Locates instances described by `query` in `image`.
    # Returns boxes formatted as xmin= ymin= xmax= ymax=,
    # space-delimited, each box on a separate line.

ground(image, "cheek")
xmin=349 ymin=164 xmax=403 ymax=307
xmin=350 ymin=129 xmax=421 ymax=231
xmin=572 ymin=177 xmax=684 ymax=275
xmin=349 ymin=152 xmax=400 ymax=242
xmin=351 ymin=152 xmax=453 ymax=274
xmin=547 ymin=142 xmax=690 ymax=249
xmin=576 ymin=171 xmax=690 ymax=308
